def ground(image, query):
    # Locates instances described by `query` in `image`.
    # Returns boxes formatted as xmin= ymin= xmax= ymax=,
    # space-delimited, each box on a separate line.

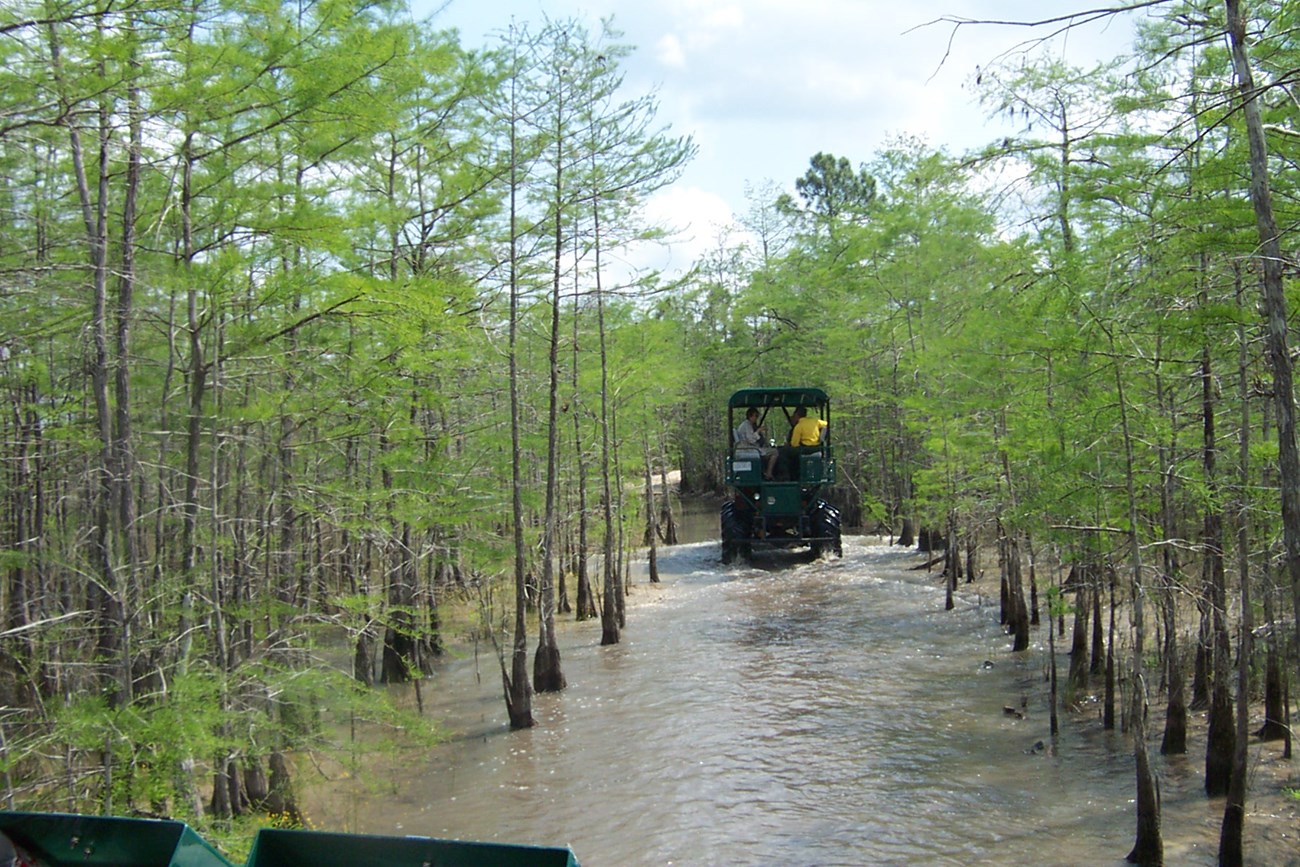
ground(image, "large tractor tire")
xmin=720 ymin=500 xmax=751 ymax=564
xmin=720 ymin=501 xmax=736 ymax=563
xmin=810 ymin=500 xmax=843 ymax=559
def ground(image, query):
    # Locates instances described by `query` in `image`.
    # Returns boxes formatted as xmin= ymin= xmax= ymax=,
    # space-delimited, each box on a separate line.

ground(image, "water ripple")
xmin=314 ymin=536 xmax=1234 ymax=867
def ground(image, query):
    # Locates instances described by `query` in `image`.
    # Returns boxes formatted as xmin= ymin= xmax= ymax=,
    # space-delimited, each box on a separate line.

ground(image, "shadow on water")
xmin=308 ymin=526 xmax=1296 ymax=867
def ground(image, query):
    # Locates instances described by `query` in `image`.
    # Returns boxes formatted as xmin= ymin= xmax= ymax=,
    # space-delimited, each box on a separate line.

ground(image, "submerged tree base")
xmin=534 ymin=644 xmax=566 ymax=693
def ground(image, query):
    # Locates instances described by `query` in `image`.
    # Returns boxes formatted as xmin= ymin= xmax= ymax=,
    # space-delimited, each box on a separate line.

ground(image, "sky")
xmin=412 ymin=0 xmax=1145 ymax=274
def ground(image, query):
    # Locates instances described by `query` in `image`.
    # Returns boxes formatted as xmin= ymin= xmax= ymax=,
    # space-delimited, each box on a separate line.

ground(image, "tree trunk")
xmin=1104 ymin=572 xmax=1116 ymax=732
xmin=533 ymin=88 xmax=568 ymax=694
xmin=266 ymin=751 xmax=302 ymax=826
xmin=1027 ymin=538 xmax=1040 ymax=627
xmin=1048 ymin=582 xmax=1060 ymax=738
xmin=1257 ymin=587 xmax=1287 ymax=739
xmin=1202 ymin=319 xmax=1233 ymax=790
xmin=1160 ymin=627 xmax=1187 ymax=756
xmin=1007 ymin=536 xmax=1030 ymax=653
xmin=1204 ymin=533 xmax=1234 ymax=796
xmin=242 ymin=758 xmax=269 ymax=810
xmin=1158 ymin=336 xmax=1186 ymax=755
xmin=502 ymin=36 xmax=533 ymax=728
xmin=611 ymin=405 xmax=627 ymax=629
xmin=1205 ymin=684 xmax=1234 ymax=797
xmin=1111 ymin=326 xmax=1162 ymax=865
xmin=1219 ymin=287 xmax=1255 ymax=865
xmin=998 ymin=533 xmax=1010 ymax=626
xmin=642 ymin=435 xmax=660 ymax=584
xmin=210 ymin=763 xmax=230 ymax=820
xmin=1068 ymin=585 xmax=1090 ymax=698
xmin=1224 ymin=0 xmax=1300 ymax=648
xmin=658 ymin=430 xmax=679 ymax=545
xmin=1091 ymin=577 xmax=1105 ymax=676
xmin=49 ymin=14 xmax=126 ymax=707
xmin=532 ymin=65 xmax=573 ymax=694
xmin=1191 ymin=605 xmax=1210 ymax=711
xmin=1126 ymin=741 xmax=1162 ymax=866
xmin=1284 ymin=673 xmax=1293 ymax=760
xmin=944 ymin=514 xmax=957 ymax=611
xmin=354 ymin=631 xmax=374 ymax=689
xmin=113 ymin=31 xmax=143 ymax=705
xmin=572 ymin=306 xmax=595 ymax=620
xmin=556 ymin=527 xmax=572 ymax=616
xmin=593 ymin=159 xmax=619 ymax=647
xmin=381 ymin=522 xmax=417 ymax=685
xmin=566 ymin=145 xmax=594 ymax=624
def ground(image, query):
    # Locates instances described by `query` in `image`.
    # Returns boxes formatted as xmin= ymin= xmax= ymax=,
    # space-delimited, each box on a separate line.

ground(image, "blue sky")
xmin=413 ymin=0 xmax=1141 ymax=273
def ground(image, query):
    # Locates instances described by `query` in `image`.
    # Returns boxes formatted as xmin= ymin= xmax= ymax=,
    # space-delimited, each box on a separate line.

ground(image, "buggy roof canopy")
xmin=728 ymin=387 xmax=829 ymax=409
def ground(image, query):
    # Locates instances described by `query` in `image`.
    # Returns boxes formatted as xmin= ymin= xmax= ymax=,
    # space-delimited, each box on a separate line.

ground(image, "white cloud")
xmin=654 ymin=32 xmax=686 ymax=69
xmin=429 ymin=0 xmax=1140 ymax=273
xmin=646 ymin=184 xmax=733 ymax=238
xmin=625 ymin=1 xmax=1132 ymax=229
xmin=662 ymin=0 xmax=745 ymax=43
xmin=620 ymin=185 xmax=737 ymax=276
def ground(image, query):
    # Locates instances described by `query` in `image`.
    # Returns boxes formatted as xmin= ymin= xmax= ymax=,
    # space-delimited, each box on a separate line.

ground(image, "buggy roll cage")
xmin=727 ymin=387 xmax=830 ymax=451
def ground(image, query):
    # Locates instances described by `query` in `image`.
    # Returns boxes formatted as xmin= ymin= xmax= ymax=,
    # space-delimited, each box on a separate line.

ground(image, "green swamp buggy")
xmin=722 ymin=387 xmax=843 ymax=562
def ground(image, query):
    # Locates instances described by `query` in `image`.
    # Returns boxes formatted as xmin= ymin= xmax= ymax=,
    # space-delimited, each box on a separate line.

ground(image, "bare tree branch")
xmin=912 ymin=1 xmax=1173 ymax=80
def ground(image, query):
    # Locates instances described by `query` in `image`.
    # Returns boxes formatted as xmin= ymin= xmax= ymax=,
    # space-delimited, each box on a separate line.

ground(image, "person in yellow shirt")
xmin=777 ymin=406 xmax=827 ymax=479
xmin=788 ymin=405 xmax=827 ymax=447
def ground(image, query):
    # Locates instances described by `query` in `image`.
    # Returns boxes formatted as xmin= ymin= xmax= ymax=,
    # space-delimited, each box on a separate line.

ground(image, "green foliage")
xmin=662 ymin=2 xmax=1300 ymax=611
xmin=44 ymin=672 xmax=221 ymax=815
xmin=31 ymin=657 xmax=445 ymax=819
xmin=4 ymin=0 xmax=1300 ymax=829
xmin=1045 ymin=585 xmax=1074 ymax=620
xmin=778 ymin=151 xmax=877 ymax=221
xmin=0 ymin=0 xmax=696 ymax=811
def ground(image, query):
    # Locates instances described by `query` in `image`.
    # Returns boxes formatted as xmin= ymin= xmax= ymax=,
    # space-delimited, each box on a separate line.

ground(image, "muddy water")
xmin=311 ymin=508 xmax=1267 ymax=866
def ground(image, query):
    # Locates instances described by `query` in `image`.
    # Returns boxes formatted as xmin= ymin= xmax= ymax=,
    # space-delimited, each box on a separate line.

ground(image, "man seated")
xmin=780 ymin=405 xmax=827 ymax=479
xmin=734 ymin=407 xmax=779 ymax=479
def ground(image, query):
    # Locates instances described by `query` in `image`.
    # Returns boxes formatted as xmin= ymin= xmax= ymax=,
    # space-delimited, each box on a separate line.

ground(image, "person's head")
xmin=746 ymin=408 xmax=759 ymax=423
xmin=793 ymin=405 xmax=807 ymax=419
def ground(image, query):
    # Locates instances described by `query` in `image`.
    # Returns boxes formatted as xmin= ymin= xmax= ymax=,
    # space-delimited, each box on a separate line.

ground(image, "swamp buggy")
xmin=721 ymin=387 xmax=843 ymax=563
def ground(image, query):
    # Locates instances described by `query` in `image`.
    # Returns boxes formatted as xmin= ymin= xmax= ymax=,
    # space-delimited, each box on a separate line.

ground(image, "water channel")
xmin=309 ymin=502 xmax=1291 ymax=866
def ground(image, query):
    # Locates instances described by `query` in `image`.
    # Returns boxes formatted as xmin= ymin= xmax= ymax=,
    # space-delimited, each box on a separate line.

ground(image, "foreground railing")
xmin=0 ymin=811 xmax=581 ymax=867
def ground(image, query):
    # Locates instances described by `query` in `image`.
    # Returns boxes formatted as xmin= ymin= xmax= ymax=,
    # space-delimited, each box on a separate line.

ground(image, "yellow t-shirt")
xmin=789 ymin=417 xmax=827 ymax=447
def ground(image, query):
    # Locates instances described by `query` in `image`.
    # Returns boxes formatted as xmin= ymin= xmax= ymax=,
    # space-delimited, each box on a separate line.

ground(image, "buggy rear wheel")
xmin=810 ymin=499 xmax=842 ymax=558
xmin=720 ymin=500 xmax=751 ymax=563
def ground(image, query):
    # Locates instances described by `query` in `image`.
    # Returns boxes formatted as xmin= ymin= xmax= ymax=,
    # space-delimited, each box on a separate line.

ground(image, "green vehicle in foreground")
xmin=0 ymin=812 xmax=581 ymax=867
xmin=722 ymin=387 xmax=843 ymax=563
xmin=0 ymin=812 xmax=231 ymax=867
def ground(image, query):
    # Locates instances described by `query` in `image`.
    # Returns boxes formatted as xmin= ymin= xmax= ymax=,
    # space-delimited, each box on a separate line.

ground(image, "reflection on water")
xmin=309 ymin=533 xmax=1257 ymax=867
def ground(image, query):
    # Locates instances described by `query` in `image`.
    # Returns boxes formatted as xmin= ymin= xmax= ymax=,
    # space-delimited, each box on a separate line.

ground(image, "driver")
xmin=735 ymin=407 xmax=779 ymax=479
